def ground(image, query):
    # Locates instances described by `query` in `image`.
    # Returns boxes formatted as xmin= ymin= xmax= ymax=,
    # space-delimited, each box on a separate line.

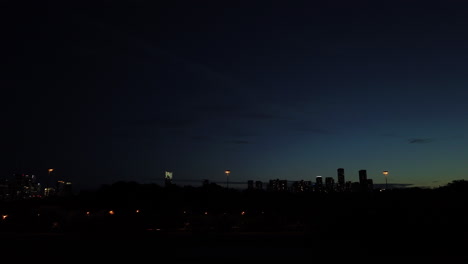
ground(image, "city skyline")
xmin=2 ymin=167 xmax=467 ymax=260
xmin=3 ymin=1 xmax=468 ymax=192
xmin=2 ymin=166 xmax=415 ymax=193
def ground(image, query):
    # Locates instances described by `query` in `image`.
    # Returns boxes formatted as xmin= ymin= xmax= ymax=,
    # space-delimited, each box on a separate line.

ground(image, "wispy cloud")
xmin=408 ymin=138 xmax=434 ymax=144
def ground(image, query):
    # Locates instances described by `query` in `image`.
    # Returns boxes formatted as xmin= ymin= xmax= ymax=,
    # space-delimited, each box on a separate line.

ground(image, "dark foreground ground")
xmin=2 ymin=185 xmax=468 ymax=262
xmin=1 ymin=230 xmax=467 ymax=263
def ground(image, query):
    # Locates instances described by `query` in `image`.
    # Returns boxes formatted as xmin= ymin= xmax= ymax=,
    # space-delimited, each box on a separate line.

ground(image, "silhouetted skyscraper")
xmin=315 ymin=176 xmax=323 ymax=192
xmin=268 ymin=179 xmax=288 ymax=192
xmin=337 ymin=168 xmax=345 ymax=191
xmin=367 ymin=179 xmax=373 ymax=191
xmin=247 ymin=180 xmax=254 ymax=190
xmin=358 ymin=170 xmax=367 ymax=183
xmin=359 ymin=169 xmax=368 ymax=191
xmin=291 ymin=180 xmax=312 ymax=193
xmin=325 ymin=177 xmax=335 ymax=192
xmin=255 ymin=181 xmax=263 ymax=190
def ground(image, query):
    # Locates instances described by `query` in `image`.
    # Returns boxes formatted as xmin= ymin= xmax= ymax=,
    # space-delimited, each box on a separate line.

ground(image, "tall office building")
xmin=255 ymin=181 xmax=263 ymax=190
xmin=14 ymin=173 xmax=41 ymax=199
xmin=247 ymin=180 xmax=254 ymax=190
xmin=337 ymin=168 xmax=345 ymax=191
xmin=291 ymin=180 xmax=312 ymax=193
xmin=325 ymin=177 xmax=335 ymax=192
xmin=367 ymin=179 xmax=373 ymax=191
xmin=359 ymin=169 xmax=368 ymax=191
xmin=268 ymin=179 xmax=288 ymax=192
xmin=358 ymin=170 xmax=367 ymax=183
xmin=315 ymin=176 xmax=323 ymax=192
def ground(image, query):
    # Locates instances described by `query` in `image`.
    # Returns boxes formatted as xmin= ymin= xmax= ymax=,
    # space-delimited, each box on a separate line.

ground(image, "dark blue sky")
xmin=3 ymin=0 xmax=468 ymax=191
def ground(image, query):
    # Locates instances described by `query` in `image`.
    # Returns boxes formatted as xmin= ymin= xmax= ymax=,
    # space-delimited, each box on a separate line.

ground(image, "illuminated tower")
xmin=45 ymin=169 xmax=55 ymax=197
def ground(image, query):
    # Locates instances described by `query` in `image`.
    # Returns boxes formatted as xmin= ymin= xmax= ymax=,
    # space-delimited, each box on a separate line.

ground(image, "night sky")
xmin=3 ymin=0 xmax=468 ymax=192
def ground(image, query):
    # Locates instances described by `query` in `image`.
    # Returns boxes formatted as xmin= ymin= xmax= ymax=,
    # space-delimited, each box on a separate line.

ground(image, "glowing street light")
xmin=383 ymin=171 xmax=389 ymax=190
xmin=225 ymin=170 xmax=231 ymax=189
